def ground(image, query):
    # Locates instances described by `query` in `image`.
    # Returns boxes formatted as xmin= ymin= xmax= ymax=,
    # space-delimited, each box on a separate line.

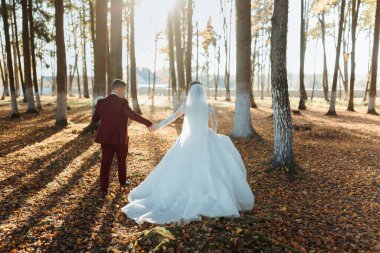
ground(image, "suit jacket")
xmin=91 ymin=94 xmax=152 ymax=145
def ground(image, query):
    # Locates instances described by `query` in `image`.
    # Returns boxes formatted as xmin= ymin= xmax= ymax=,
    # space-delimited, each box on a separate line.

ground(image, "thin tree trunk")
xmin=28 ymin=0 xmax=41 ymax=110
xmin=129 ymin=0 xmax=141 ymax=114
xmin=270 ymin=0 xmax=297 ymax=172
xmin=152 ymin=32 xmax=158 ymax=103
xmin=185 ymin=0 xmax=193 ymax=92
xmin=320 ymin=13 xmax=329 ymax=101
xmin=348 ymin=0 xmax=360 ymax=111
xmin=196 ymin=21 xmax=199 ymax=80
xmin=94 ymin=0 xmax=107 ymax=99
xmin=55 ymin=0 xmax=67 ymax=126
xmin=368 ymin=0 xmax=380 ymax=115
xmin=21 ymin=0 xmax=37 ymax=113
xmin=12 ymin=0 xmax=26 ymax=102
xmin=327 ymin=0 xmax=346 ymax=115
xmin=76 ymin=63 xmax=81 ymax=98
xmin=232 ymin=0 xmax=256 ymax=138
xmin=168 ymin=11 xmax=178 ymax=110
xmin=81 ymin=1 xmax=89 ymax=98
xmin=110 ymin=0 xmax=123 ymax=83
xmin=299 ymin=0 xmax=307 ymax=110
xmin=250 ymin=34 xmax=258 ymax=108
xmin=1 ymin=0 xmax=19 ymax=117
xmin=173 ymin=2 xmax=186 ymax=104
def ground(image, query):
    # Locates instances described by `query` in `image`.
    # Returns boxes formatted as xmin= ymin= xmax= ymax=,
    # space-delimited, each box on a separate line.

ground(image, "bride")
xmin=121 ymin=81 xmax=254 ymax=225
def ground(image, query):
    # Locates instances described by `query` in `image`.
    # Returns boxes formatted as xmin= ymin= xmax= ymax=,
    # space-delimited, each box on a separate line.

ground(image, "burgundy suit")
xmin=91 ymin=94 xmax=152 ymax=192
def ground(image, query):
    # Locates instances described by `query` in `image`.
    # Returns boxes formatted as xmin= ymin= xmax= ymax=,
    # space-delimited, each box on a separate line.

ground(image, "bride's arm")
xmin=154 ymin=103 xmax=186 ymax=130
xmin=208 ymin=105 xmax=218 ymax=132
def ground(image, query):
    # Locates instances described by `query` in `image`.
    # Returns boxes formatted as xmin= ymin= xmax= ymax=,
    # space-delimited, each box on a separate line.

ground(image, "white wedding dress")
xmin=121 ymin=84 xmax=254 ymax=225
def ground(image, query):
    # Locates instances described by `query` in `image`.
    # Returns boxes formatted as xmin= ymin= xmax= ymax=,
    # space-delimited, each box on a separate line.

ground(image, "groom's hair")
xmin=189 ymin=80 xmax=202 ymax=87
xmin=111 ymin=79 xmax=127 ymax=90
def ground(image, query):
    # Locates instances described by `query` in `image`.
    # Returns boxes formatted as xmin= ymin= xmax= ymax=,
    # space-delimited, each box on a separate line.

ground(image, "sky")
xmin=131 ymin=0 xmax=374 ymax=77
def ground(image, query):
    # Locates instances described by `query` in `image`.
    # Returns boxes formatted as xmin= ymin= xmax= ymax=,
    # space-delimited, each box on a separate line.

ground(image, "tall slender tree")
xmin=28 ymin=0 xmax=41 ymax=109
xmin=130 ymin=0 xmax=142 ymax=113
xmin=81 ymin=1 xmax=89 ymax=98
xmin=368 ymin=0 xmax=380 ymax=115
xmin=173 ymin=0 xmax=186 ymax=104
xmin=11 ymin=0 xmax=26 ymax=102
xmin=270 ymin=0 xmax=297 ymax=172
xmin=21 ymin=0 xmax=37 ymax=113
xmin=55 ymin=0 xmax=67 ymax=126
xmin=110 ymin=0 xmax=123 ymax=82
xmin=185 ymin=0 xmax=193 ymax=91
xmin=232 ymin=0 xmax=256 ymax=138
xmin=298 ymin=0 xmax=310 ymax=110
xmin=94 ymin=0 xmax=107 ymax=98
xmin=347 ymin=0 xmax=361 ymax=111
xmin=1 ymin=0 xmax=19 ymax=118
xmin=167 ymin=11 xmax=178 ymax=110
xmin=326 ymin=0 xmax=346 ymax=116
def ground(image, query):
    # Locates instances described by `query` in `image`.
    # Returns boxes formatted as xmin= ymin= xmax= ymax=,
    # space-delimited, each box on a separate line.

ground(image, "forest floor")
xmin=0 ymin=95 xmax=379 ymax=253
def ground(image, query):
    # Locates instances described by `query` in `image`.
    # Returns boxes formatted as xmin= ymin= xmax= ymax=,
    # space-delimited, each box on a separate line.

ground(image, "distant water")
xmin=0 ymin=84 xmax=378 ymax=99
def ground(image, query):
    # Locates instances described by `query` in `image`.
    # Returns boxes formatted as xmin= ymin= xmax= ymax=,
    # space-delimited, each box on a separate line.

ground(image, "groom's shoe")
xmin=121 ymin=178 xmax=132 ymax=186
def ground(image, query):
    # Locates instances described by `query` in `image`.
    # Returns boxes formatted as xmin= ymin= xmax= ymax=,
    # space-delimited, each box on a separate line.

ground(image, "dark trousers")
xmin=100 ymin=143 xmax=128 ymax=192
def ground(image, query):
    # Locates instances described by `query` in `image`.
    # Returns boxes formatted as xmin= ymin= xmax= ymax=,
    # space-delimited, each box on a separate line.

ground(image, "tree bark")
xmin=298 ymin=0 xmax=307 ymax=110
xmin=270 ymin=0 xmax=296 ymax=172
xmin=368 ymin=0 xmax=380 ymax=115
xmin=168 ymin=12 xmax=178 ymax=110
xmin=185 ymin=0 xmax=193 ymax=91
xmin=55 ymin=0 xmax=68 ymax=126
xmin=347 ymin=0 xmax=361 ymax=111
xmin=1 ymin=0 xmax=19 ymax=117
xmin=320 ymin=13 xmax=329 ymax=101
xmin=129 ymin=0 xmax=141 ymax=114
xmin=94 ymin=0 xmax=107 ymax=99
xmin=326 ymin=0 xmax=346 ymax=116
xmin=110 ymin=0 xmax=123 ymax=83
xmin=173 ymin=2 xmax=186 ymax=104
xmin=12 ymin=0 xmax=26 ymax=101
xmin=250 ymin=34 xmax=258 ymax=108
xmin=81 ymin=1 xmax=89 ymax=98
xmin=232 ymin=0 xmax=256 ymax=138
xmin=28 ymin=0 xmax=41 ymax=110
xmin=21 ymin=0 xmax=37 ymax=113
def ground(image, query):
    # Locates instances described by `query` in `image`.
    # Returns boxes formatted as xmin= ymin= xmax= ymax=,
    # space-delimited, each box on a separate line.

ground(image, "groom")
xmin=91 ymin=79 xmax=153 ymax=196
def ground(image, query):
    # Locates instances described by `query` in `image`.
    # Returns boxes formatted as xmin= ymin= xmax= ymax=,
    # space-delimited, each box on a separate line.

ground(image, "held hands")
xmin=148 ymin=123 xmax=160 ymax=132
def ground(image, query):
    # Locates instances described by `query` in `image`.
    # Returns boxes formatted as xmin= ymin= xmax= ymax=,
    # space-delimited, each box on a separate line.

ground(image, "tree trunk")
xmin=12 ymin=0 xmax=26 ymax=102
xmin=168 ymin=12 xmax=178 ymax=110
xmin=28 ymin=0 xmax=41 ymax=110
xmin=250 ymin=34 xmax=258 ymax=108
xmin=21 ymin=0 xmax=37 ymax=113
xmin=152 ymin=32 xmax=158 ymax=103
xmin=185 ymin=0 xmax=193 ymax=91
xmin=326 ymin=0 xmax=345 ymax=116
xmin=347 ymin=0 xmax=361 ymax=111
xmin=173 ymin=2 xmax=186 ymax=104
xmin=368 ymin=0 xmax=380 ymax=115
xmin=81 ymin=1 xmax=89 ymax=98
xmin=232 ymin=0 xmax=256 ymax=138
xmin=1 ymin=0 xmax=19 ymax=117
xmin=76 ymin=63 xmax=81 ymax=98
xmin=55 ymin=0 xmax=67 ymax=126
xmin=94 ymin=0 xmax=107 ymax=99
xmin=299 ymin=0 xmax=307 ymax=110
xmin=110 ymin=0 xmax=123 ymax=83
xmin=214 ymin=39 xmax=221 ymax=101
xmin=270 ymin=0 xmax=297 ymax=172
xmin=320 ymin=13 xmax=329 ymax=101
xmin=129 ymin=0 xmax=141 ymax=114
